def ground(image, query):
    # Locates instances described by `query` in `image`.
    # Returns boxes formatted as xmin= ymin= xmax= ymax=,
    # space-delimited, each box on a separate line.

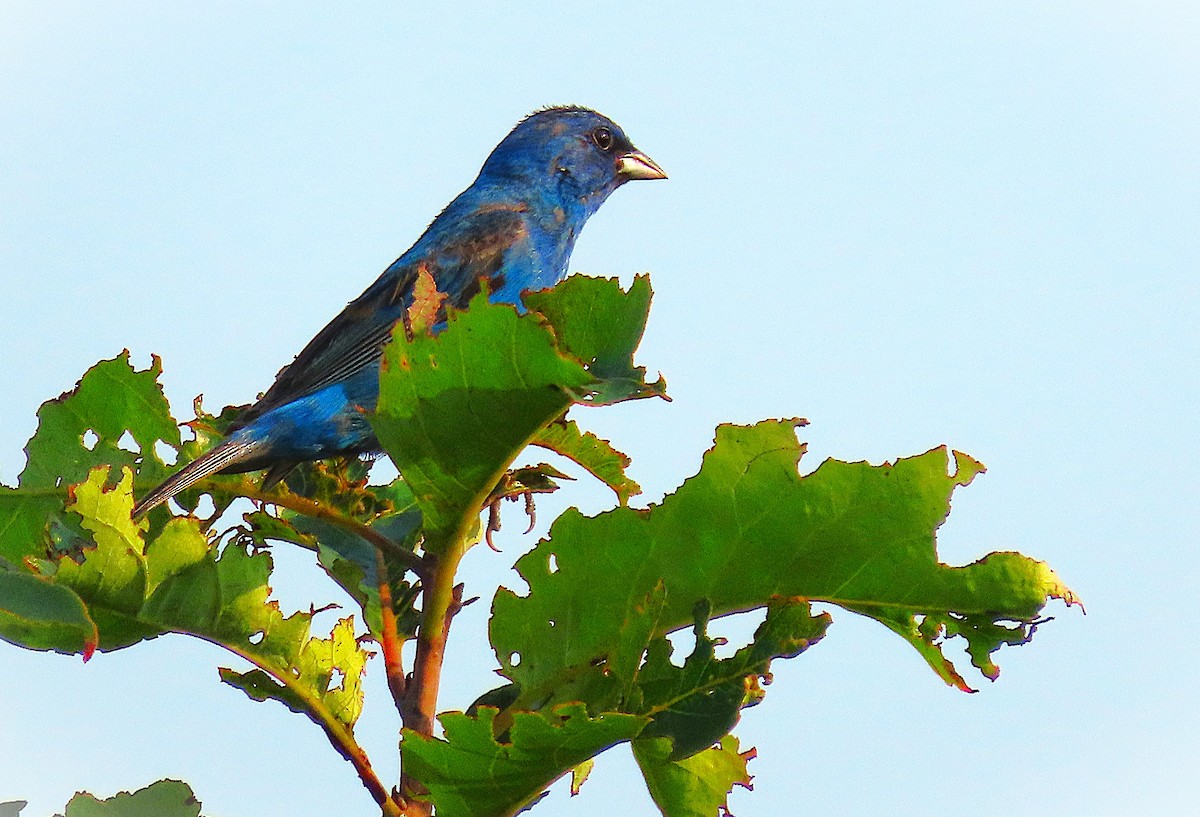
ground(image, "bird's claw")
xmin=484 ymin=490 xmax=539 ymax=551
xmin=523 ymin=491 xmax=537 ymax=534
xmin=486 ymin=499 xmax=502 ymax=551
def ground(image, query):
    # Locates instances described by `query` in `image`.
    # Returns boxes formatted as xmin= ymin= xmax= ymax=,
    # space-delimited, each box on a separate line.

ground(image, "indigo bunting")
xmin=134 ymin=107 xmax=665 ymax=515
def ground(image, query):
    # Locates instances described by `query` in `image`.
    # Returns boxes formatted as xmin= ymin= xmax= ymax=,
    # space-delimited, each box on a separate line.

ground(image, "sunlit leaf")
xmin=493 ymin=420 xmax=1078 ymax=703
xmin=0 ymin=352 xmax=177 ymax=564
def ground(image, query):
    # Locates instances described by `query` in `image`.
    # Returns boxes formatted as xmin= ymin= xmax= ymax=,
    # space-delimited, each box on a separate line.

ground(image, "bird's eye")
xmin=591 ymin=126 xmax=614 ymax=151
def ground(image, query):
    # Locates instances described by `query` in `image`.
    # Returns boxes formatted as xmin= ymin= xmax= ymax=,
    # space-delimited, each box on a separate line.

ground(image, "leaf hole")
xmin=82 ymin=429 xmax=99 ymax=450
xmin=548 ymin=619 xmax=556 ymax=629
xmin=116 ymin=430 xmax=140 ymax=455
xmin=367 ymin=457 xmax=399 ymax=485
xmin=509 ymin=651 xmax=521 ymax=667
xmin=155 ymin=439 xmax=178 ymax=466
xmin=194 ymin=494 xmax=215 ymax=518
xmin=547 ymin=553 xmax=559 ymax=574
xmin=709 ymin=609 xmax=769 ymax=660
xmin=327 ymin=668 xmax=345 ymax=692
xmin=248 ymin=631 xmax=265 ymax=645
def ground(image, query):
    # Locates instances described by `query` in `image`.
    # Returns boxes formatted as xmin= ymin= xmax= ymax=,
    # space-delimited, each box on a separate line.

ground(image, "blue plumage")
xmin=135 ymin=107 xmax=665 ymax=515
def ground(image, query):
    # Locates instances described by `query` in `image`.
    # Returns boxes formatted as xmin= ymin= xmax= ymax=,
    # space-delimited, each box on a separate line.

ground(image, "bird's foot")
xmin=485 ymin=490 xmax=538 ymax=551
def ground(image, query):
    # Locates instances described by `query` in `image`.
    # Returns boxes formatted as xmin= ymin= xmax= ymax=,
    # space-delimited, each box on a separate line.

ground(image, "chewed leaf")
xmin=21 ymin=351 xmax=180 ymax=491
xmin=373 ymin=289 xmax=589 ymax=548
xmin=532 ymin=419 xmax=641 ymax=504
xmin=63 ymin=779 xmax=202 ymax=817
xmin=492 ymin=420 xmax=1078 ymax=703
xmin=3 ymin=462 xmax=371 ymax=738
xmin=402 ymin=704 xmax=647 ymax=817
xmin=1 ymin=352 xmax=178 ymax=564
xmin=406 ymin=262 xmax=448 ymax=335
xmin=219 ymin=616 xmax=368 ymax=734
xmin=525 ymin=274 xmax=667 ymax=405
xmin=373 ymin=275 xmax=662 ymax=550
xmin=633 ymin=734 xmax=754 ymax=817
xmin=0 ymin=570 xmax=97 ymax=656
xmin=635 ymin=602 xmax=829 ymax=760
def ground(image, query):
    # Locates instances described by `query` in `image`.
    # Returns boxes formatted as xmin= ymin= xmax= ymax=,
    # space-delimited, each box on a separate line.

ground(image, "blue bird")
xmin=134 ymin=107 xmax=665 ymax=515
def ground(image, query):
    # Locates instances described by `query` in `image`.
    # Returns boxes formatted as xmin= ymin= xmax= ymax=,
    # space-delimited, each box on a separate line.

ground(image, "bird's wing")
xmin=239 ymin=207 xmax=532 ymax=423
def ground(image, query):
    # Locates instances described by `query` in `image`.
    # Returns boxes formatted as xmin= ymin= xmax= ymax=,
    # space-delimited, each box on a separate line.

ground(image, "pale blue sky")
xmin=2 ymin=3 xmax=1196 ymax=816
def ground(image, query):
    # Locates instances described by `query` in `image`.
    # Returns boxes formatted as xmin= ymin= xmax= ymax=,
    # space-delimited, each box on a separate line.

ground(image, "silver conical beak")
xmin=616 ymin=150 xmax=667 ymax=180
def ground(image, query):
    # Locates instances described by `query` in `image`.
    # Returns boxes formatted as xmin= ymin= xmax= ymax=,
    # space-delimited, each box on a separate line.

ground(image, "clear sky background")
xmin=1 ymin=2 xmax=1196 ymax=816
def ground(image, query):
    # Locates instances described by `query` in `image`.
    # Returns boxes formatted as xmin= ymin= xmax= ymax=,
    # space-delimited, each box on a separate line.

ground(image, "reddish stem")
xmin=375 ymin=547 xmax=408 ymax=712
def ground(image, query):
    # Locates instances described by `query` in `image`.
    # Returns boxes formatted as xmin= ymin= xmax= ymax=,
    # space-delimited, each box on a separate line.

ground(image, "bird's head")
xmin=479 ymin=106 xmax=666 ymax=218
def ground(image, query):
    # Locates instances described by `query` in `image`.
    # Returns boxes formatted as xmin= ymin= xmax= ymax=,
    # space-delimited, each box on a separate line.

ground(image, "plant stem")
xmin=235 ymin=483 xmax=429 ymax=580
xmin=375 ymin=545 xmax=408 ymax=711
xmin=318 ymin=709 xmax=404 ymax=817
xmin=398 ymin=538 xmax=468 ymax=811
xmin=198 ymin=636 xmax=403 ymax=817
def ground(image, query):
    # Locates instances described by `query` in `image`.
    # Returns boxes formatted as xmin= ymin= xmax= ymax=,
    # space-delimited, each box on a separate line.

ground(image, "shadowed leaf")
xmin=63 ymin=779 xmax=201 ymax=817
xmin=373 ymin=276 xmax=661 ymax=551
xmin=0 ymin=570 xmax=97 ymax=656
xmin=402 ymin=704 xmax=647 ymax=817
xmin=634 ymin=601 xmax=828 ymax=760
xmin=633 ymin=734 xmax=754 ymax=817
xmin=532 ymin=419 xmax=641 ymax=504
xmin=525 ymin=274 xmax=667 ymax=405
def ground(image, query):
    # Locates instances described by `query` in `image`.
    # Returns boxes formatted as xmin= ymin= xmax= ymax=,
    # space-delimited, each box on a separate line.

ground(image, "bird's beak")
xmin=616 ymin=150 xmax=667 ymax=181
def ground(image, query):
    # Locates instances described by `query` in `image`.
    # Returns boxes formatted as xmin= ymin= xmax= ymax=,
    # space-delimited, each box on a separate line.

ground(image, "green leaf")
xmin=373 ymin=289 xmax=590 ymax=548
xmin=204 ymin=547 xmax=370 ymax=733
xmin=0 ymin=488 xmax=61 ymax=567
xmin=279 ymin=458 xmax=408 ymax=520
xmin=0 ymin=356 xmax=385 ymax=767
xmin=4 ymin=463 xmax=371 ymax=738
xmin=239 ymin=473 xmax=423 ymax=642
xmin=492 ymin=420 xmax=1078 ymax=702
xmin=219 ymin=616 xmax=367 ymax=735
xmin=372 ymin=276 xmax=662 ymax=551
xmin=633 ymin=734 xmax=753 ymax=817
xmin=532 ymin=419 xmax=641 ymax=504
xmin=525 ymin=273 xmax=667 ymax=405
xmin=309 ymin=519 xmax=421 ymax=642
xmin=54 ymin=467 xmax=158 ymax=650
xmin=634 ymin=601 xmax=829 ymax=760
xmin=21 ymin=352 xmax=180 ymax=491
xmin=402 ymin=704 xmax=648 ymax=817
xmin=0 ymin=352 xmax=178 ymax=564
xmin=0 ymin=569 xmax=97 ymax=656
xmin=63 ymin=779 xmax=201 ymax=817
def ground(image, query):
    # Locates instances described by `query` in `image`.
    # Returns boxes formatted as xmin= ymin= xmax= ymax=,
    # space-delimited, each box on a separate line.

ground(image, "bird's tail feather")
xmin=133 ymin=436 xmax=260 ymax=517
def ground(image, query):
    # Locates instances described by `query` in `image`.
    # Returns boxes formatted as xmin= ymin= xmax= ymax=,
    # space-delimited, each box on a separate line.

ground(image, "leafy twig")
xmin=197 ymin=635 xmax=403 ymax=817
xmin=232 ymin=482 xmax=429 ymax=580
